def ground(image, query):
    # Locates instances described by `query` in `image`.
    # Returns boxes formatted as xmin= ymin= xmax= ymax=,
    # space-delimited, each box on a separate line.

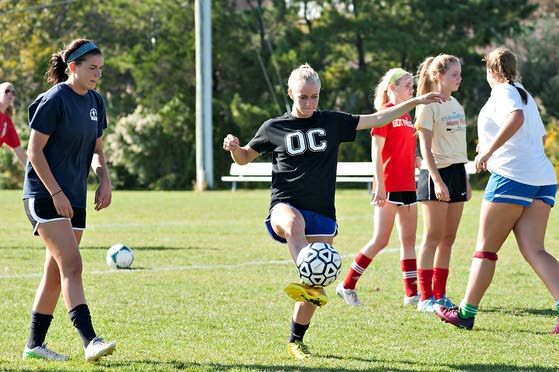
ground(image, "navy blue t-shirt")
xmin=23 ymin=83 xmax=107 ymax=208
xmin=248 ymin=110 xmax=359 ymax=220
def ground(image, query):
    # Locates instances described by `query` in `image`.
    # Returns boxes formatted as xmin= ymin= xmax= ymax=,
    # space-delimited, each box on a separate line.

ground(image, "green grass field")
xmin=1 ymin=189 xmax=558 ymax=371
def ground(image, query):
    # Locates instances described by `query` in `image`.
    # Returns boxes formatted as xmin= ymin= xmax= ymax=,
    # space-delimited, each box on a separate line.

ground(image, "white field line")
xmin=0 ymin=248 xmax=400 ymax=280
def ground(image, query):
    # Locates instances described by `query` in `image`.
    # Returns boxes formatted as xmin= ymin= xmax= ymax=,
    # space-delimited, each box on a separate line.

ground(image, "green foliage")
xmin=106 ymin=96 xmax=195 ymax=189
xmin=1 ymin=0 xmax=555 ymax=190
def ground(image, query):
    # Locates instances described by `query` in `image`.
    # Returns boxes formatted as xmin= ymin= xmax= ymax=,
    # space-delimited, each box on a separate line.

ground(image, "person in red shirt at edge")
xmin=0 ymin=82 xmax=27 ymax=167
xmin=337 ymin=68 xmax=421 ymax=306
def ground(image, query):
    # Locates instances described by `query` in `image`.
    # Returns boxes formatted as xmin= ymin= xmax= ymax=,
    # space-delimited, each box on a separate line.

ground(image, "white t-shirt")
xmin=477 ymin=82 xmax=556 ymax=186
xmin=415 ymin=97 xmax=468 ymax=169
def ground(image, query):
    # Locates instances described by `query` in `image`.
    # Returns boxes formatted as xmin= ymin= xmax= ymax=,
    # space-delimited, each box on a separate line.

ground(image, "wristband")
xmin=51 ymin=189 xmax=63 ymax=197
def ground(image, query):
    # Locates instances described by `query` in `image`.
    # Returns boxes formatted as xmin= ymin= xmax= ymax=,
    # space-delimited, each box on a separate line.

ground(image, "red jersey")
xmin=371 ymin=103 xmax=416 ymax=192
xmin=0 ymin=112 xmax=21 ymax=149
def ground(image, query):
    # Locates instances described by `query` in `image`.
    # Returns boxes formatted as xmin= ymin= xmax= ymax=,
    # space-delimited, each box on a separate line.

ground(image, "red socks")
xmin=432 ymin=267 xmax=449 ymax=300
xmin=418 ymin=268 xmax=434 ymax=300
xmin=400 ymin=259 xmax=418 ymax=297
xmin=343 ymin=253 xmax=372 ymax=290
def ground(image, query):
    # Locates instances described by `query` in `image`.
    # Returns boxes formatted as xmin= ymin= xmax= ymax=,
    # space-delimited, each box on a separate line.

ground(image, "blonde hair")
xmin=416 ymin=54 xmax=460 ymax=96
xmin=287 ymin=63 xmax=321 ymax=91
xmin=373 ymin=68 xmax=412 ymax=111
xmin=0 ymin=82 xmax=15 ymax=116
xmin=484 ymin=47 xmax=527 ymax=104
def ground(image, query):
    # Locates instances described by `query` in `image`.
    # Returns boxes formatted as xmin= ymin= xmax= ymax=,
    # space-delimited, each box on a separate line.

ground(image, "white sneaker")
xmin=84 ymin=337 xmax=116 ymax=361
xmin=417 ymin=297 xmax=436 ymax=313
xmin=336 ymin=282 xmax=362 ymax=306
xmin=22 ymin=344 xmax=69 ymax=361
xmin=403 ymin=294 xmax=420 ymax=306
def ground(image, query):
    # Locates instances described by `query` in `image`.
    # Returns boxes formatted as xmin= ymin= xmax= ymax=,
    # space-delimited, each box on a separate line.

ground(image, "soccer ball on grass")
xmin=106 ymin=244 xmax=134 ymax=269
xmin=296 ymin=242 xmax=341 ymax=287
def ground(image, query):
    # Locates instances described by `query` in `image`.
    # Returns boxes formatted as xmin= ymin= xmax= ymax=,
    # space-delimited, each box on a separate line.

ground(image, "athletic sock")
xmin=432 ymin=267 xmax=449 ymax=300
xmin=417 ymin=268 xmax=434 ymax=301
xmin=459 ymin=300 xmax=478 ymax=319
xmin=289 ymin=320 xmax=309 ymax=342
xmin=343 ymin=253 xmax=372 ymax=290
xmin=68 ymin=304 xmax=96 ymax=347
xmin=26 ymin=312 xmax=53 ymax=349
xmin=400 ymin=259 xmax=418 ymax=297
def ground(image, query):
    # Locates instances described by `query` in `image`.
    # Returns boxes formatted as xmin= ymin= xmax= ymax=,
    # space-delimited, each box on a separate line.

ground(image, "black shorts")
xmin=23 ymin=197 xmax=86 ymax=236
xmin=417 ymin=163 xmax=468 ymax=203
xmin=372 ymin=191 xmax=417 ymax=206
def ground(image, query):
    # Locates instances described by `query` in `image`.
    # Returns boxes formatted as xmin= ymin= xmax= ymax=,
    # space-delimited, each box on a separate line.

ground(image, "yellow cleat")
xmin=288 ymin=340 xmax=311 ymax=360
xmin=284 ymin=283 xmax=328 ymax=307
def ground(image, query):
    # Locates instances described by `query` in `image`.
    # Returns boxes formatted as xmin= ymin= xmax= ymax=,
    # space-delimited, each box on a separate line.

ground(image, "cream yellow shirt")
xmin=415 ymin=97 xmax=468 ymax=168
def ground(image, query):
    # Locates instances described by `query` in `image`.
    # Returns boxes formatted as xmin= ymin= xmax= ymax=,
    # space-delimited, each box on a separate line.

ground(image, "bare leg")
xmin=395 ymin=204 xmax=417 ymax=260
xmin=360 ymin=203 xmax=398 ymax=258
xmin=270 ymin=203 xmax=309 ymax=261
xmin=463 ymin=201 xmax=522 ymax=306
xmin=33 ymin=230 xmax=83 ymax=314
xmin=36 ymin=221 xmax=86 ymax=310
xmin=514 ymin=200 xmax=559 ymax=300
xmin=418 ymin=201 xmax=447 ymax=269
xmin=433 ymin=202 xmax=463 ymax=269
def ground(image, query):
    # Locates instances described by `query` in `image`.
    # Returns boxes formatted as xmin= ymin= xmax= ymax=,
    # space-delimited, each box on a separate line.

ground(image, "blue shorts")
xmin=484 ymin=173 xmax=557 ymax=207
xmin=265 ymin=206 xmax=338 ymax=244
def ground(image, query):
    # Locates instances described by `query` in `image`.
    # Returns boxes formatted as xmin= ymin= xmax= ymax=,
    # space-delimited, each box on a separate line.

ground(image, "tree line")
xmin=1 ymin=0 xmax=557 ymax=190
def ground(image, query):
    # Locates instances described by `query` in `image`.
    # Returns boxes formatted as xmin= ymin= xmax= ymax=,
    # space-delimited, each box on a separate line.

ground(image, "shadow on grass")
xmin=78 ymin=245 xmax=216 ymax=251
xmin=102 ymin=360 xmax=400 ymax=371
xmin=96 ymin=358 xmax=559 ymax=372
xmin=481 ymin=306 xmax=556 ymax=317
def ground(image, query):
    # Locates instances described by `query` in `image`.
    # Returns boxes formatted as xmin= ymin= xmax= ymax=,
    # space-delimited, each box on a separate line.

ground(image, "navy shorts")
xmin=417 ymin=163 xmax=468 ymax=203
xmin=24 ymin=197 xmax=86 ymax=236
xmin=484 ymin=173 xmax=557 ymax=207
xmin=265 ymin=205 xmax=338 ymax=244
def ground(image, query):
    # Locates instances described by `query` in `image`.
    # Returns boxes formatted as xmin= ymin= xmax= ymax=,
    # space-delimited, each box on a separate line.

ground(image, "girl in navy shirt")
xmin=22 ymin=38 xmax=115 ymax=362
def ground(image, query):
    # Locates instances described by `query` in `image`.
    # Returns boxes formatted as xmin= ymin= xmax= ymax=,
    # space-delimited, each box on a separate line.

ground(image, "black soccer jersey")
xmin=248 ymin=110 xmax=359 ymax=219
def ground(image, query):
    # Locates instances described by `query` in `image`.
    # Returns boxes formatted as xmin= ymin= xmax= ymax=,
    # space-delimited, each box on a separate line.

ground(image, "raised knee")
xmin=473 ymin=251 xmax=498 ymax=261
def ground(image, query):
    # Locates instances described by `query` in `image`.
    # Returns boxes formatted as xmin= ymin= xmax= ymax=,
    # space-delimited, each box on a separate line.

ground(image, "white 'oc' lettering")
xmin=285 ymin=129 xmax=327 ymax=155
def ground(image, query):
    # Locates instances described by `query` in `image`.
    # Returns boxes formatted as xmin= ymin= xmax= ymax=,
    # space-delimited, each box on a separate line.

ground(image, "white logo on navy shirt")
xmin=90 ymin=108 xmax=98 ymax=121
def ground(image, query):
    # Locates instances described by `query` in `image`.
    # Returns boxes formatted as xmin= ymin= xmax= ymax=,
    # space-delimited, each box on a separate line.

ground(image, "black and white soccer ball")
xmin=296 ymin=242 xmax=341 ymax=287
xmin=106 ymin=243 xmax=134 ymax=269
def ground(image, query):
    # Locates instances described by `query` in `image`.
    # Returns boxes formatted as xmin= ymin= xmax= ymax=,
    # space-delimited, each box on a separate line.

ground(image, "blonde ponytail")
xmin=416 ymin=54 xmax=460 ymax=96
xmin=373 ymin=68 xmax=412 ymax=111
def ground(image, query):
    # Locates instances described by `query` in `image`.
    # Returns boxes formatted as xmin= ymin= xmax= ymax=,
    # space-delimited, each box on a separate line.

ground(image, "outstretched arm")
xmin=223 ymin=134 xmax=259 ymax=165
xmin=356 ymin=92 xmax=445 ymax=130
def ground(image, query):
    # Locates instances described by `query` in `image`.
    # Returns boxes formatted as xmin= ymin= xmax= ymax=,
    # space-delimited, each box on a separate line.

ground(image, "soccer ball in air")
xmin=106 ymin=244 xmax=134 ymax=269
xmin=296 ymin=242 xmax=341 ymax=287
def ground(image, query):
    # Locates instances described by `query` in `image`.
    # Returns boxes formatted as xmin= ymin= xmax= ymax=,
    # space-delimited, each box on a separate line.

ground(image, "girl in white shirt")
xmin=435 ymin=47 xmax=559 ymax=333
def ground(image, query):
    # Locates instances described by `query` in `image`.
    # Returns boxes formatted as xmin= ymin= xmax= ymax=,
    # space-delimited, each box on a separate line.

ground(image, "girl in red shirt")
xmin=337 ymin=68 xmax=421 ymax=306
xmin=0 ymin=82 xmax=26 ymax=166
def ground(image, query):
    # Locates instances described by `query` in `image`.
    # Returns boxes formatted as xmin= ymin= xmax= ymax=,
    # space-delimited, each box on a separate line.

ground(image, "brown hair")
xmin=46 ymin=38 xmax=102 ymax=85
xmin=416 ymin=54 xmax=460 ymax=96
xmin=484 ymin=47 xmax=527 ymax=104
